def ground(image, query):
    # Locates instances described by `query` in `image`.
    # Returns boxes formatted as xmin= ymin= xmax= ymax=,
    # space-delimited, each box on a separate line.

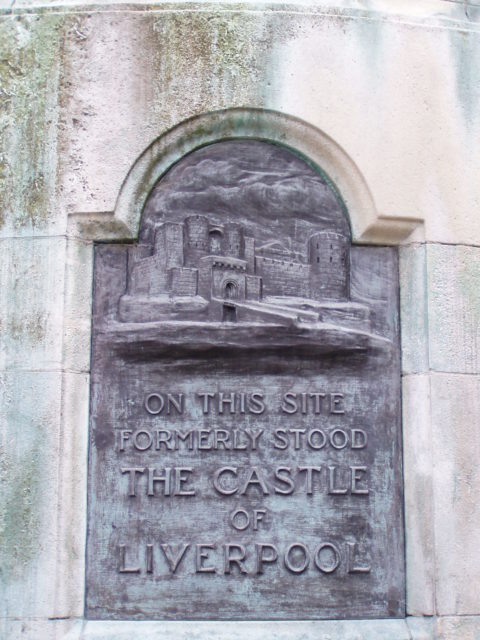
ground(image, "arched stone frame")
xmin=67 ymin=108 xmax=423 ymax=244
xmin=62 ymin=108 xmax=431 ymax=637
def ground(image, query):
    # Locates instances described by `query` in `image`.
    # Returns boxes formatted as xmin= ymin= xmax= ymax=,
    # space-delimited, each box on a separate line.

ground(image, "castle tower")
xmin=164 ymin=222 xmax=184 ymax=268
xmin=224 ymin=223 xmax=244 ymax=259
xmin=208 ymin=226 xmax=224 ymax=255
xmin=308 ymin=231 xmax=349 ymax=300
xmin=244 ymin=236 xmax=255 ymax=273
xmin=184 ymin=215 xmax=209 ymax=267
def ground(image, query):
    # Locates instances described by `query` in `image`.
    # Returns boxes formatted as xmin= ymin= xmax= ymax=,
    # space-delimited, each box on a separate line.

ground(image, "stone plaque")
xmin=85 ymin=141 xmax=405 ymax=620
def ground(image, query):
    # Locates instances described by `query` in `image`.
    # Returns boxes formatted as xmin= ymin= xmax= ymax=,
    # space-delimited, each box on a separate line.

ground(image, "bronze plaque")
xmin=85 ymin=141 xmax=404 ymax=620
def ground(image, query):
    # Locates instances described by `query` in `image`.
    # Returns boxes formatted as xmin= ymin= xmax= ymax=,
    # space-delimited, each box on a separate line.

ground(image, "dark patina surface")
xmin=85 ymin=141 xmax=405 ymax=620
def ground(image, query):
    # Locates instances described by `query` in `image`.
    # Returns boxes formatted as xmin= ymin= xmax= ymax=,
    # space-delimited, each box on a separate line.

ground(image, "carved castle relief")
xmin=118 ymin=214 xmax=373 ymax=337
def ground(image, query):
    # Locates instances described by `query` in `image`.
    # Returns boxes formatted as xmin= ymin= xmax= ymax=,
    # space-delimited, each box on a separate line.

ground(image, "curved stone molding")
xmin=67 ymin=108 xmax=423 ymax=245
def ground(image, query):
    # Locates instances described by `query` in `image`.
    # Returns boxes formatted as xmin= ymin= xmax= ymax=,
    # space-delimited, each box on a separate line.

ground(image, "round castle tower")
xmin=184 ymin=215 xmax=209 ymax=266
xmin=308 ymin=231 xmax=349 ymax=300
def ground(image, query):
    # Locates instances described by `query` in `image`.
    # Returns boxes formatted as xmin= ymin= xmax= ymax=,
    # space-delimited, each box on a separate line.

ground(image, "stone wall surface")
xmin=1 ymin=0 xmax=480 ymax=638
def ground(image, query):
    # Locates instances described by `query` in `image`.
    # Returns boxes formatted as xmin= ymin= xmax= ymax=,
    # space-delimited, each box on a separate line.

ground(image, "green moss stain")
xmin=0 ymin=14 xmax=65 ymax=233
xmin=0 ymin=448 xmax=42 ymax=578
xmin=149 ymin=10 xmax=269 ymax=122
xmin=0 ymin=375 xmax=49 ymax=581
xmin=6 ymin=312 xmax=47 ymax=344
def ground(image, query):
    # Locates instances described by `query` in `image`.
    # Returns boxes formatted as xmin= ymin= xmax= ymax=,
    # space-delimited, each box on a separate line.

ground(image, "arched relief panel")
xmin=85 ymin=139 xmax=405 ymax=620
xmin=68 ymin=109 xmax=422 ymax=244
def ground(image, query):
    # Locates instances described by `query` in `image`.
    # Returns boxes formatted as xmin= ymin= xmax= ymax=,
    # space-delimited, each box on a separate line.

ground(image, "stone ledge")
xmin=3 ymin=616 xmax=480 ymax=639
xmin=65 ymin=619 xmax=412 ymax=640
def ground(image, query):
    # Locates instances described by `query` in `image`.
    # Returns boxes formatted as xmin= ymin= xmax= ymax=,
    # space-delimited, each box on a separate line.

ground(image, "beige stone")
xmin=57 ymin=2 xmax=480 ymax=245
xmin=427 ymin=243 xmax=480 ymax=374
xmin=407 ymin=616 xmax=435 ymax=640
xmin=401 ymin=243 xmax=480 ymax=376
xmin=62 ymin=239 xmax=93 ymax=373
xmin=435 ymin=615 xmax=480 ymax=640
xmin=3 ymin=2 xmax=480 ymax=245
xmin=402 ymin=374 xmax=435 ymax=615
xmin=431 ymin=373 xmax=480 ymax=614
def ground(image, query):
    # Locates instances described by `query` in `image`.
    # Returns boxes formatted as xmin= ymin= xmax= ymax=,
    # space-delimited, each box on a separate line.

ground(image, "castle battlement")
xmin=122 ymin=214 xmax=351 ymax=321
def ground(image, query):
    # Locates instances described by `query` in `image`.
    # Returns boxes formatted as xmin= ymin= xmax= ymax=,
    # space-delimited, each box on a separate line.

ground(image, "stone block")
xmin=54 ymin=371 xmax=89 ymax=617
xmin=401 ymin=242 xmax=480 ymax=377
xmin=435 ymin=615 xmax=480 ymax=640
xmin=0 ymin=618 xmax=78 ymax=640
xmin=0 ymin=370 xmax=88 ymax=619
xmin=0 ymin=237 xmax=66 ymax=370
xmin=399 ymin=245 xmax=429 ymax=374
xmin=0 ymin=237 xmax=66 ymax=371
xmin=427 ymin=244 xmax=480 ymax=374
xmin=62 ymin=239 xmax=93 ymax=373
xmin=431 ymin=373 xmax=480 ymax=614
xmin=402 ymin=374 xmax=435 ymax=615
xmin=0 ymin=14 xmax=67 ymax=237
xmin=407 ymin=616 xmax=435 ymax=640
xmin=0 ymin=237 xmax=93 ymax=374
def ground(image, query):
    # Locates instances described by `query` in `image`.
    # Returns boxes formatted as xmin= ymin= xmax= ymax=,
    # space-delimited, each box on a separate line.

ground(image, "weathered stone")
xmin=430 ymin=373 xmax=480 ymax=614
xmin=402 ymin=373 xmax=435 ymax=616
xmin=65 ymin=618 xmax=413 ymax=640
xmin=0 ymin=370 xmax=88 ymax=619
xmin=427 ymin=244 xmax=480 ymax=374
xmin=0 ymin=14 xmax=66 ymax=237
xmin=2 ymin=2 xmax=480 ymax=244
xmin=399 ymin=244 xmax=429 ymax=375
xmin=435 ymin=615 xmax=480 ymax=640
xmin=0 ymin=237 xmax=66 ymax=371
xmin=407 ymin=616 xmax=435 ymax=640
xmin=2 ymin=4 xmax=480 ymax=243
xmin=0 ymin=618 xmax=77 ymax=640
xmin=62 ymin=238 xmax=93 ymax=373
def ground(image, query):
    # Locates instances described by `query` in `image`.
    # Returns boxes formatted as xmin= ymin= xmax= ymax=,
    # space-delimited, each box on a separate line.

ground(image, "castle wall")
xmin=198 ymin=256 xmax=216 ymax=299
xmin=169 ymin=267 xmax=197 ymax=296
xmin=131 ymin=255 xmax=168 ymax=295
xmin=224 ymin=224 xmax=244 ymax=259
xmin=255 ymin=256 xmax=310 ymax=297
xmin=246 ymin=275 xmax=262 ymax=301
